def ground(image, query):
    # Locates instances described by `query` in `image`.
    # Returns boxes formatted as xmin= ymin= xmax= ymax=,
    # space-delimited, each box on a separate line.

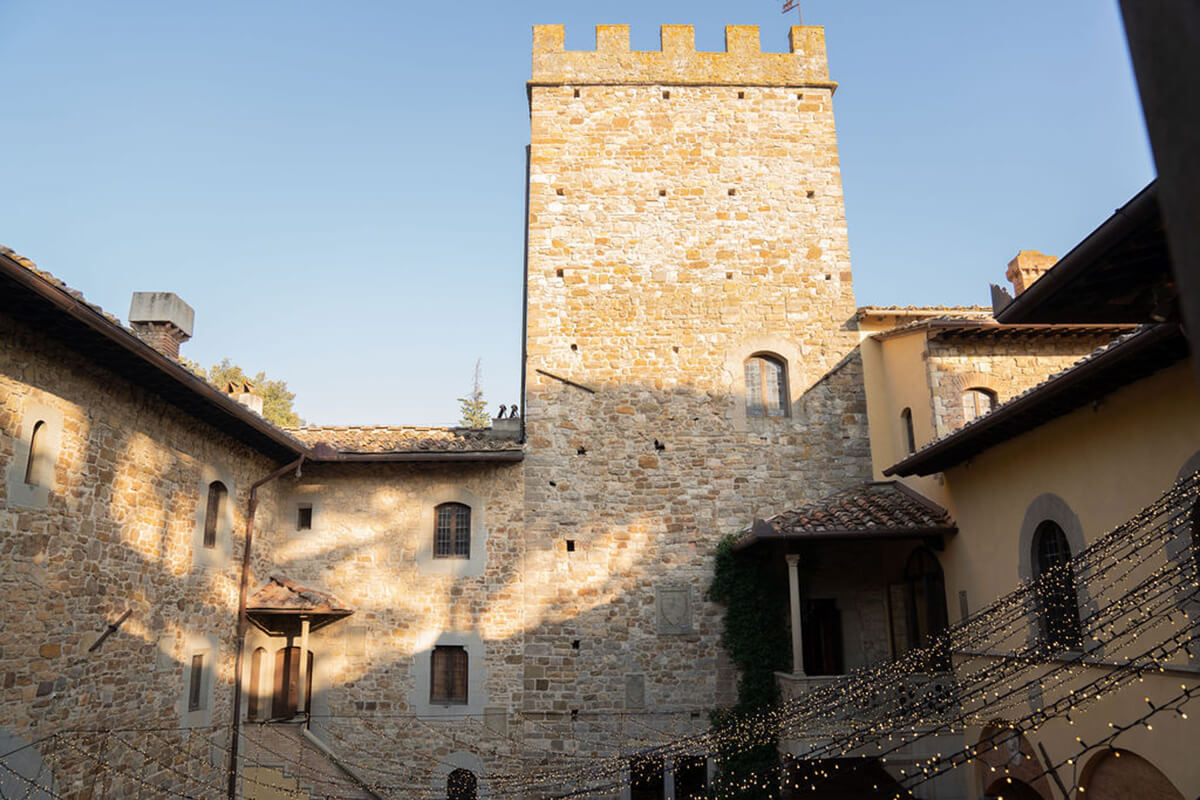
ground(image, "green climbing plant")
xmin=706 ymin=534 xmax=792 ymax=798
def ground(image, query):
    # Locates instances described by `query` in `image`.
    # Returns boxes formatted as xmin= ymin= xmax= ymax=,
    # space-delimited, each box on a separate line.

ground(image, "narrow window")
xmin=297 ymin=504 xmax=313 ymax=531
xmin=961 ymin=387 xmax=997 ymax=424
xmin=744 ymin=354 xmax=788 ymax=418
xmin=203 ymin=481 xmax=228 ymax=549
xmin=23 ymin=420 xmax=51 ymax=487
xmin=430 ymin=645 xmax=469 ymax=704
xmin=1033 ymin=521 xmax=1083 ymax=651
xmin=901 ymin=408 xmax=916 ymax=455
xmin=188 ymin=653 xmax=205 ymax=712
xmin=447 ymin=769 xmax=478 ymax=800
xmin=248 ymin=647 xmax=266 ymax=720
xmin=434 ymin=503 xmax=471 ymax=559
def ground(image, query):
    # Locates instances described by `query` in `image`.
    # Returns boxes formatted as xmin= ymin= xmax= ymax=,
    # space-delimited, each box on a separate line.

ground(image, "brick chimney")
xmin=1006 ymin=250 xmax=1058 ymax=296
xmin=128 ymin=292 xmax=194 ymax=359
xmin=225 ymin=380 xmax=264 ymax=416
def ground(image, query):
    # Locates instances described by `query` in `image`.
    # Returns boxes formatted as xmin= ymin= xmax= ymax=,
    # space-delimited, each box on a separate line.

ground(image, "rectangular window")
xmin=430 ymin=645 xmax=469 ymax=704
xmin=297 ymin=505 xmax=313 ymax=531
xmin=435 ymin=504 xmax=471 ymax=559
xmin=188 ymin=653 xmax=205 ymax=711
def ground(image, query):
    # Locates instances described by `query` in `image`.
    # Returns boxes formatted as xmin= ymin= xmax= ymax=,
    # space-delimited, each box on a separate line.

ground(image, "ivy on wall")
xmin=706 ymin=534 xmax=792 ymax=798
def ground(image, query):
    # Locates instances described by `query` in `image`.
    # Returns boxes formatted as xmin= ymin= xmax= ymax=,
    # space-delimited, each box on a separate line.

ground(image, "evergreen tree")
xmin=458 ymin=359 xmax=490 ymax=429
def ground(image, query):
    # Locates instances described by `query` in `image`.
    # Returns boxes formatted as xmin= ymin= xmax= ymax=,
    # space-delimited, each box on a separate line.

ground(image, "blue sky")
xmin=0 ymin=1 xmax=1153 ymax=426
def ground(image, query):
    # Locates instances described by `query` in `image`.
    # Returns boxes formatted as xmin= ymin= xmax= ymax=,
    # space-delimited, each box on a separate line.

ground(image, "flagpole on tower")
xmin=781 ymin=0 xmax=801 ymax=24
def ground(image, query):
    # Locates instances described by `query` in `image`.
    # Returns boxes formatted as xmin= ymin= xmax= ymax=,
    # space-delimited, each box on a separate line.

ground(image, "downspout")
xmin=227 ymin=455 xmax=305 ymax=800
xmin=520 ymin=143 xmax=531 ymax=444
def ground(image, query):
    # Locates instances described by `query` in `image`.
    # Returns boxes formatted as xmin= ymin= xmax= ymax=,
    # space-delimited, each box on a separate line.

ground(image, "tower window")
xmin=188 ymin=654 xmax=205 ymax=712
xmin=744 ymin=354 xmax=789 ymax=418
xmin=434 ymin=503 xmax=471 ymax=559
xmin=430 ymin=645 xmax=469 ymax=704
xmin=297 ymin=504 xmax=313 ymax=531
xmin=23 ymin=420 xmax=53 ymax=487
xmin=448 ymin=769 xmax=478 ymax=800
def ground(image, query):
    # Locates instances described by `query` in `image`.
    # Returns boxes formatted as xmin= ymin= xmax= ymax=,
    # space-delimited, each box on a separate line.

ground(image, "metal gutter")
xmin=316 ymin=450 xmax=524 ymax=464
xmin=0 ymin=254 xmax=310 ymax=461
xmin=995 ymin=181 xmax=1159 ymax=323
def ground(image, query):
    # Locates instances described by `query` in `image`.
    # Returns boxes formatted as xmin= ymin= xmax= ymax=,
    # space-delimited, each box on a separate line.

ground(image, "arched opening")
xmin=982 ymin=777 xmax=1044 ymax=800
xmin=974 ymin=723 xmax=1053 ymax=800
xmin=203 ymin=481 xmax=228 ymax=550
xmin=889 ymin=548 xmax=950 ymax=670
xmin=434 ymin=502 xmax=472 ymax=559
xmin=744 ymin=353 xmax=789 ymax=418
xmin=23 ymin=420 xmax=51 ymax=487
xmin=447 ymin=768 xmax=478 ymax=800
xmin=248 ymin=647 xmax=266 ymax=720
xmin=900 ymin=407 xmax=916 ymax=454
xmin=962 ymin=387 xmax=997 ymax=423
xmin=1078 ymin=749 xmax=1184 ymax=800
xmin=1032 ymin=520 xmax=1083 ymax=650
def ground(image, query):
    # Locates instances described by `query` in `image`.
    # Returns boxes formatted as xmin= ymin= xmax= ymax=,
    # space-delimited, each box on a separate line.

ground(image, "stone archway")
xmin=1078 ymin=749 xmax=1184 ymax=800
xmin=973 ymin=723 xmax=1054 ymax=800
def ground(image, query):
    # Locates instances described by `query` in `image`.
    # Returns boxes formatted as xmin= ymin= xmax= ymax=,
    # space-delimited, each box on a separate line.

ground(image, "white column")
xmin=297 ymin=617 xmax=311 ymax=717
xmin=786 ymin=554 xmax=805 ymax=676
xmin=664 ymin=758 xmax=675 ymax=799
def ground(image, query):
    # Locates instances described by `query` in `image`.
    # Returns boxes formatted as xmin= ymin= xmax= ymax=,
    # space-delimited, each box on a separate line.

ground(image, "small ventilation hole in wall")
xmin=807 ymin=190 xmax=816 ymax=199
xmin=549 ymin=480 xmax=557 ymax=487
xmin=662 ymin=90 xmax=670 ymax=99
xmin=556 ymin=188 xmax=565 ymax=196
xmin=570 ymin=343 xmax=578 ymax=351
xmin=672 ymin=345 xmax=680 ymax=354
xmin=797 ymin=92 xmax=805 ymax=100
xmin=556 ymin=269 xmax=564 ymax=279
xmin=566 ymin=539 xmax=576 ymax=552
xmin=573 ymin=88 xmax=580 ymax=98
xmin=726 ymin=271 xmax=734 ymax=280
xmin=571 ymin=709 xmax=579 ymax=720
xmin=571 ymin=639 xmax=581 ymax=650
xmin=737 ymin=91 xmax=746 ymax=99
xmin=728 ymin=188 xmax=736 ymax=196
xmin=577 ymin=446 xmax=587 ymax=455
xmin=659 ymin=189 xmax=667 ymax=197
xmin=825 ymin=274 xmax=832 ymax=281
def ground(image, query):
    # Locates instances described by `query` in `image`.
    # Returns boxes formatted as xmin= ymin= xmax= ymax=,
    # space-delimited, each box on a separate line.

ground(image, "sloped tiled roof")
xmin=287 ymin=425 xmax=522 ymax=455
xmin=856 ymin=305 xmax=992 ymax=319
xmin=1 ymin=245 xmax=124 ymax=326
xmin=733 ymin=481 xmax=956 ymax=550
xmin=248 ymin=576 xmax=352 ymax=614
xmin=871 ymin=316 xmax=1133 ymax=341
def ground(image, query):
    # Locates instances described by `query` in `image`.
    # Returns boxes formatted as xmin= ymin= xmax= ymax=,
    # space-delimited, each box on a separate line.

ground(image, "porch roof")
xmin=733 ymin=481 xmax=956 ymax=551
xmin=247 ymin=576 xmax=353 ymax=634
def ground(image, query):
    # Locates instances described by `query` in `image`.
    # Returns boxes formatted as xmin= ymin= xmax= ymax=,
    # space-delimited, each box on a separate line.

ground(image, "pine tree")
xmin=457 ymin=359 xmax=490 ymax=429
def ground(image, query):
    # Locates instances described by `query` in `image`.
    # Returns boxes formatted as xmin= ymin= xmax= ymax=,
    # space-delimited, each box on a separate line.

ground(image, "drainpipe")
xmin=227 ymin=455 xmax=305 ymax=800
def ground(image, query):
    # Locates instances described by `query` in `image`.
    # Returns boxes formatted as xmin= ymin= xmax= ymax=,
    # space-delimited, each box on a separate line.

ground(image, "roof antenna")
xmin=782 ymin=0 xmax=801 ymax=23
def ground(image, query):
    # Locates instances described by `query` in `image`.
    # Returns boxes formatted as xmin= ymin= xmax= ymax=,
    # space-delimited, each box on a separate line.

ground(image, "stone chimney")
xmin=129 ymin=292 xmax=194 ymax=359
xmin=225 ymin=380 xmax=264 ymax=416
xmin=1006 ymin=250 xmax=1058 ymax=296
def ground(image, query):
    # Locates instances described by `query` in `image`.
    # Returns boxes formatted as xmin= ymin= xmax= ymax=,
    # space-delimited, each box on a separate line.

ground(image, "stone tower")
xmin=519 ymin=23 xmax=869 ymax=775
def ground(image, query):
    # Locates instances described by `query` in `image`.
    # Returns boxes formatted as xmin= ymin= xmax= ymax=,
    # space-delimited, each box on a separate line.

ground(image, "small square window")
xmin=297 ymin=505 xmax=312 ymax=531
xmin=566 ymin=539 xmax=576 ymax=552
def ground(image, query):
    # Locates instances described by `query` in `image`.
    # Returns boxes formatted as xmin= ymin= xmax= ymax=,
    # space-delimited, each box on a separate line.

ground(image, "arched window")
xmin=889 ymin=548 xmax=950 ymax=670
xmin=435 ymin=503 xmax=471 ymax=559
xmin=744 ymin=354 xmax=788 ymax=418
xmin=962 ymin=387 xmax=997 ymax=424
xmin=900 ymin=408 xmax=916 ymax=455
xmin=447 ymin=768 xmax=478 ymax=800
xmin=248 ymin=647 xmax=266 ymax=720
xmin=1032 ymin=521 xmax=1083 ymax=651
xmin=203 ymin=481 xmax=228 ymax=550
xmin=23 ymin=420 xmax=52 ymax=487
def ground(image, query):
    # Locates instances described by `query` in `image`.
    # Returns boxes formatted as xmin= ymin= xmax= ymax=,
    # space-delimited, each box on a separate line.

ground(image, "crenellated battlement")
xmin=531 ymin=24 xmax=832 ymax=87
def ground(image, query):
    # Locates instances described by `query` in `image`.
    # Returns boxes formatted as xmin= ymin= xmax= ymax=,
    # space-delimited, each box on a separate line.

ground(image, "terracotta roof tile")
xmin=285 ymin=425 xmax=522 ymax=454
xmin=1 ymin=245 xmax=124 ymax=326
xmin=734 ymin=481 xmax=955 ymax=549
xmin=248 ymin=576 xmax=351 ymax=614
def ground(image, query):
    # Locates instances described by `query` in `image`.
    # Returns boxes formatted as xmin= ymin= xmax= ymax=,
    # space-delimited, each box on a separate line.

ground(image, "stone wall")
xmin=0 ymin=313 xmax=280 ymax=798
xmin=520 ymin=23 xmax=870 ymax=781
xmin=926 ymin=332 xmax=1122 ymax=438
